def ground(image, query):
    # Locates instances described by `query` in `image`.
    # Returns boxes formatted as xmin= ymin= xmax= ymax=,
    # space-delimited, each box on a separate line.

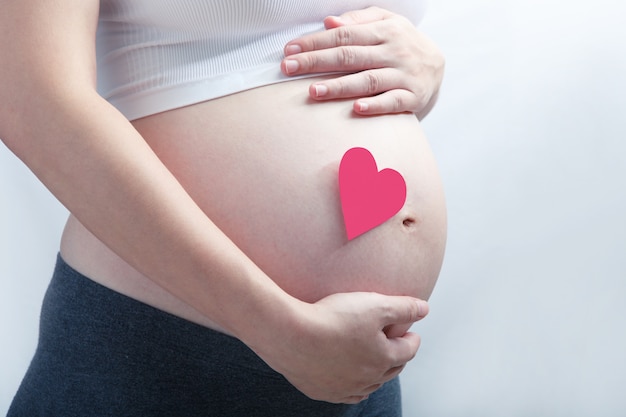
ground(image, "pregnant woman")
xmin=1 ymin=1 xmax=446 ymax=416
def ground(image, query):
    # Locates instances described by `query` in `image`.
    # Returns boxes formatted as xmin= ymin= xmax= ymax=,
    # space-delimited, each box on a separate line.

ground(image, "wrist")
xmin=233 ymin=285 xmax=322 ymax=377
xmin=223 ymin=269 xmax=310 ymax=355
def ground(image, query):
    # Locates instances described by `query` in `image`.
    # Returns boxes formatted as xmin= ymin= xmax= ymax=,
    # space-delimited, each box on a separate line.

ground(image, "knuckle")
xmin=396 ymin=302 xmax=419 ymax=323
xmin=364 ymin=72 xmax=381 ymax=95
xmin=339 ymin=46 xmax=357 ymax=67
xmin=402 ymin=298 xmax=420 ymax=322
xmin=391 ymin=94 xmax=405 ymax=112
xmin=334 ymin=26 xmax=353 ymax=46
xmin=390 ymin=41 xmax=413 ymax=63
xmin=328 ymin=79 xmax=347 ymax=97
xmin=385 ymin=22 xmax=404 ymax=39
xmin=301 ymin=54 xmax=318 ymax=71
xmin=379 ymin=301 xmax=397 ymax=322
xmin=412 ymin=88 xmax=429 ymax=110
xmin=380 ymin=18 xmax=410 ymax=40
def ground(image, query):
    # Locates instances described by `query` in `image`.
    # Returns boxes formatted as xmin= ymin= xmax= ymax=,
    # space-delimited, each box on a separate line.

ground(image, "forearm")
xmin=1 ymin=88 xmax=298 ymax=345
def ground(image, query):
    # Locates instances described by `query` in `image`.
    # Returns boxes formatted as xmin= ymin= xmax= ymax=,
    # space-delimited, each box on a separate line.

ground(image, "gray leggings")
xmin=8 ymin=255 xmax=402 ymax=417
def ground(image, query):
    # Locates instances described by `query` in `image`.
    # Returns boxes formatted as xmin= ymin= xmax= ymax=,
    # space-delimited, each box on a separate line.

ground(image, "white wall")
xmin=1 ymin=146 xmax=68 ymax=410
xmin=402 ymin=0 xmax=626 ymax=415
xmin=2 ymin=0 xmax=625 ymax=415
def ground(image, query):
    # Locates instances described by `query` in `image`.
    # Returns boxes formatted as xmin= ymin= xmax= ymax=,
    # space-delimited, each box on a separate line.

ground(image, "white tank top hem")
xmin=96 ymin=1 xmax=427 ymax=121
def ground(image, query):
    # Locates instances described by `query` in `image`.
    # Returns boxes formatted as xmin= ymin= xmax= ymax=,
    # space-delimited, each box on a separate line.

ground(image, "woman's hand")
xmin=281 ymin=7 xmax=445 ymax=119
xmin=251 ymin=292 xmax=429 ymax=404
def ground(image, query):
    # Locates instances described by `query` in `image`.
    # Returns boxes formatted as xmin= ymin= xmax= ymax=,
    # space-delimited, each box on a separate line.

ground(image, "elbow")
xmin=0 ymin=79 xmax=98 ymax=161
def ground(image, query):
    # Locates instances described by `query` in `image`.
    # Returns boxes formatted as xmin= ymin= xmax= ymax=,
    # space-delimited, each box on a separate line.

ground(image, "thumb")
xmin=324 ymin=6 xmax=394 ymax=28
xmin=385 ymin=331 xmax=422 ymax=367
xmin=381 ymin=297 xmax=429 ymax=328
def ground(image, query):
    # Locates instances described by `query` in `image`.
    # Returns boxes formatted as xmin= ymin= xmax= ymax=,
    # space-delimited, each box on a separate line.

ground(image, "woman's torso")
xmin=60 ymin=1 xmax=446 ymax=333
xmin=61 ymin=77 xmax=446 ymax=332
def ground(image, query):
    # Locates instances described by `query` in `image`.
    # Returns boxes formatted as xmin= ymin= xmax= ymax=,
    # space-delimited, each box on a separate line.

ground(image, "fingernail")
xmin=329 ymin=15 xmax=346 ymax=24
xmin=284 ymin=59 xmax=299 ymax=74
xmin=356 ymin=101 xmax=369 ymax=112
xmin=313 ymin=84 xmax=328 ymax=97
xmin=336 ymin=15 xmax=355 ymax=25
xmin=285 ymin=44 xmax=302 ymax=55
xmin=416 ymin=300 xmax=429 ymax=317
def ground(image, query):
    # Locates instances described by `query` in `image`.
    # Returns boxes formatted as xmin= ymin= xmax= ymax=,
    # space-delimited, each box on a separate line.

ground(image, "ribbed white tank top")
xmin=96 ymin=0 xmax=426 ymax=121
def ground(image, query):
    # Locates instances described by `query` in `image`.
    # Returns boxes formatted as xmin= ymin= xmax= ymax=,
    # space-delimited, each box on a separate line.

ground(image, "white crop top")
xmin=96 ymin=0 xmax=427 ymax=121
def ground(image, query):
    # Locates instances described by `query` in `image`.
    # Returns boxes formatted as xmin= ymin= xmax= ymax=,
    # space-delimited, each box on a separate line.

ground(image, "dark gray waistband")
xmin=8 ymin=254 xmax=401 ymax=417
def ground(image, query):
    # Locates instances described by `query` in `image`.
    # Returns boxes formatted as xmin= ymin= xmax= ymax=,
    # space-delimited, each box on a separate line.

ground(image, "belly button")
xmin=402 ymin=217 xmax=417 ymax=228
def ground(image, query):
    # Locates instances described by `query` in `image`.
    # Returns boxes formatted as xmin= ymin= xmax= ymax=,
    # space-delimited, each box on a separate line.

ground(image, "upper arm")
xmin=0 ymin=0 xmax=100 ymax=137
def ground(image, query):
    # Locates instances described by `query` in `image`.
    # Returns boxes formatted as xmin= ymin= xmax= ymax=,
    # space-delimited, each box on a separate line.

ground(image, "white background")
xmin=2 ymin=0 xmax=625 ymax=415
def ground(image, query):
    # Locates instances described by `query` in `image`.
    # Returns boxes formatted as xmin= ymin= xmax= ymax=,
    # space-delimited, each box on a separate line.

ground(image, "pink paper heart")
xmin=339 ymin=147 xmax=407 ymax=240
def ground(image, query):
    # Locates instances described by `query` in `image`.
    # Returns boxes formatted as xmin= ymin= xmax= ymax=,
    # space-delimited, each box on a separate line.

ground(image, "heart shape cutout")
xmin=339 ymin=147 xmax=407 ymax=240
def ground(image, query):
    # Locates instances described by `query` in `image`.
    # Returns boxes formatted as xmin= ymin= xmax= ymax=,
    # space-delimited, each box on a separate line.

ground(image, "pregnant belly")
xmin=132 ymin=77 xmax=447 ymax=303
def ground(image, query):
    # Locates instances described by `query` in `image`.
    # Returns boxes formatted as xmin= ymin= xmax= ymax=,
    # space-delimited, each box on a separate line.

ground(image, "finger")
xmin=342 ymin=395 xmax=370 ymax=404
xmin=324 ymin=6 xmax=395 ymax=28
xmin=335 ymin=385 xmax=383 ymax=404
xmin=384 ymin=322 xmax=413 ymax=338
xmin=308 ymin=69 xmax=404 ymax=100
xmin=416 ymin=89 xmax=440 ymax=120
xmin=284 ymin=22 xmax=384 ymax=58
xmin=383 ymin=365 xmax=405 ymax=380
xmin=354 ymin=89 xmax=428 ymax=115
xmin=282 ymin=45 xmax=386 ymax=76
xmin=363 ymin=383 xmax=384 ymax=395
xmin=386 ymin=331 xmax=422 ymax=367
xmin=381 ymin=297 xmax=429 ymax=327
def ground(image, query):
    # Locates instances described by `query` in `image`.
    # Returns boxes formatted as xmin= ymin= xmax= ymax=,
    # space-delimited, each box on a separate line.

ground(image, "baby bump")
xmin=133 ymin=78 xmax=447 ymax=303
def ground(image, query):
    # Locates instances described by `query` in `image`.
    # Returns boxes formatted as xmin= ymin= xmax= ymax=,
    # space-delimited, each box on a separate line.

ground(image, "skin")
xmin=0 ymin=1 xmax=444 ymax=405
